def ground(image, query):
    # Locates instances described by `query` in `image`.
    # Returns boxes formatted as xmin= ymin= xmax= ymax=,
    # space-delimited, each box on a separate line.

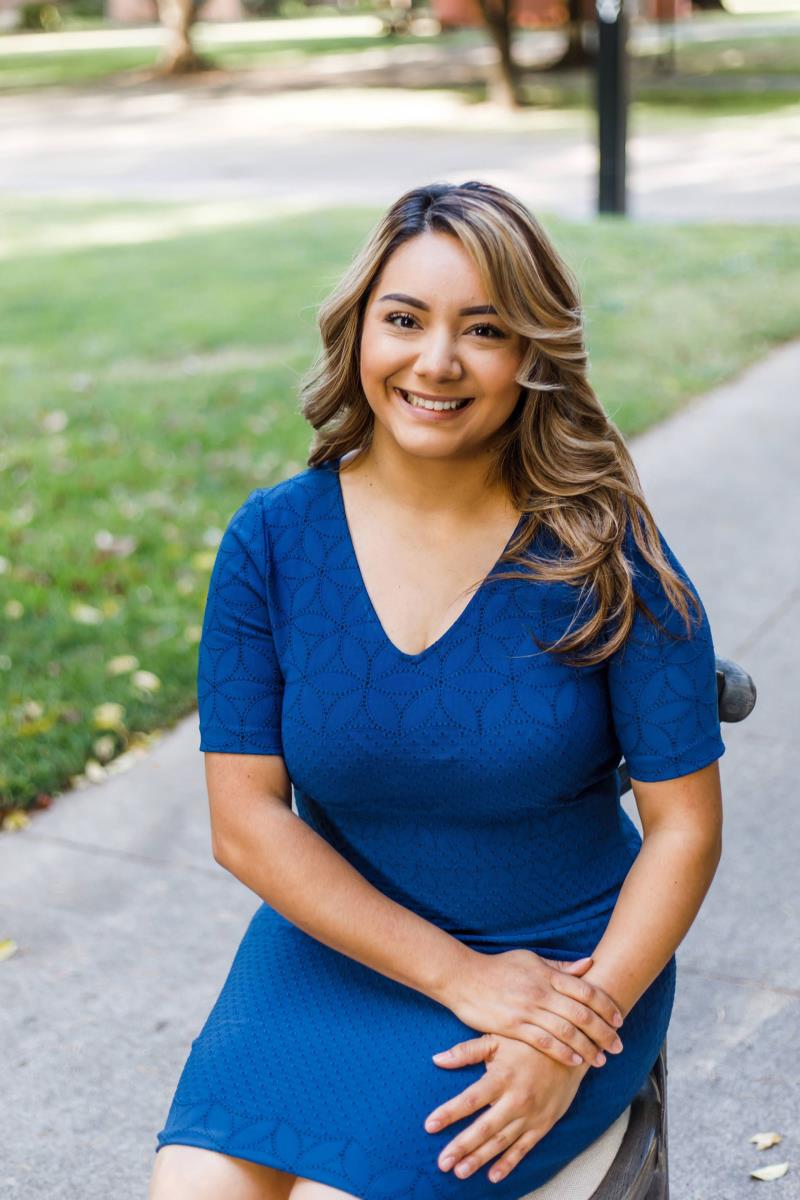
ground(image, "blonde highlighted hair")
xmin=298 ymin=180 xmax=702 ymax=667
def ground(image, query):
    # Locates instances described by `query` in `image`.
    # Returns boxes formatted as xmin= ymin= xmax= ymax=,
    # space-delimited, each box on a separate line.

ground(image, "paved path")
xmin=2 ymin=74 xmax=799 ymax=223
xmin=1 ymin=338 xmax=799 ymax=1198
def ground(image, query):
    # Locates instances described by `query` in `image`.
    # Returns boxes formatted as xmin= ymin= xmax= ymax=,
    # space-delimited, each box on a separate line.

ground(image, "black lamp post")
xmin=596 ymin=0 xmax=629 ymax=214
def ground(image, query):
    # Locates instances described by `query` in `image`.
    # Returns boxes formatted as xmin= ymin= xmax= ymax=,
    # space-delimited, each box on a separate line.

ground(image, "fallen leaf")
xmin=106 ymin=655 xmax=139 ymax=675
xmin=751 ymin=1133 xmax=783 ymax=1151
xmin=106 ymin=750 xmax=143 ymax=775
xmin=132 ymin=670 xmax=161 ymax=693
xmin=92 ymin=734 xmax=117 ymax=762
xmin=0 ymin=938 xmax=19 ymax=961
xmin=93 ymin=702 xmax=126 ymax=731
xmin=70 ymin=601 xmax=104 ymax=625
xmin=1 ymin=810 xmax=30 ymax=832
xmin=750 ymin=1163 xmax=789 ymax=1181
xmin=84 ymin=759 xmax=108 ymax=783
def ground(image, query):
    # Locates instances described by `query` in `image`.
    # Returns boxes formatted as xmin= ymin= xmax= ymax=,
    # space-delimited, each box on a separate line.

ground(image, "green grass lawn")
xmin=1 ymin=200 xmax=799 ymax=821
xmin=0 ymin=30 xmax=459 ymax=90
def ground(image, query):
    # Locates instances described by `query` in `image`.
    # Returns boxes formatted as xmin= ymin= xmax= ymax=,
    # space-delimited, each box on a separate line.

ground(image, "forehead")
xmin=374 ymin=232 xmax=487 ymax=297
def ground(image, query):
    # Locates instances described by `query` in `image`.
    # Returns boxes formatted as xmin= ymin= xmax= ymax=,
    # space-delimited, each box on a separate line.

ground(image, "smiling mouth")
xmin=395 ymin=388 xmax=474 ymax=412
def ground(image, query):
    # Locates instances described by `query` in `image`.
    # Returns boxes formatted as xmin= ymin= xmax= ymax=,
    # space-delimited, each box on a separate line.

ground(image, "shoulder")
xmin=618 ymin=514 xmax=708 ymax=646
xmin=224 ymin=462 xmax=336 ymax=558
xmin=621 ymin=515 xmax=695 ymax=602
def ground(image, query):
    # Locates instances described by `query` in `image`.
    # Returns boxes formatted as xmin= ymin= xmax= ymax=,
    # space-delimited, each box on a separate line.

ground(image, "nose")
xmin=413 ymin=328 xmax=464 ymax=382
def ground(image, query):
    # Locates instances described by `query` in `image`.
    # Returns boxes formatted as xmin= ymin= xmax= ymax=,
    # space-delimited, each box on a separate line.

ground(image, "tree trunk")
xmin=155 ymin=0 xmax=208 ymax=75
xmin=548 ymin=0 xmax=594 ymax=69
xmin=476 ymin=0 xmax=523 ymax=108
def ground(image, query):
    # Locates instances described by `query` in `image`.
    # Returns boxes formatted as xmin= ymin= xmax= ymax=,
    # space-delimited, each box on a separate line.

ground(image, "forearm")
xmin=581 ymin=828 xmax=722 ymax=1018
xmin=216 ymin=804 xmax=472 ymax=1005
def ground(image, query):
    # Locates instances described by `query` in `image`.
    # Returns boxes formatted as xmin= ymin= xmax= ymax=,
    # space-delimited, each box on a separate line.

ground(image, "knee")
xmin=150 ymin=1144 xmax=294 ymax=1200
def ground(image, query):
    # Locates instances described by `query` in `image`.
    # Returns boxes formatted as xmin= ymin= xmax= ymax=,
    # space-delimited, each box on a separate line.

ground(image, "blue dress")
xmin=155 ymin=455 xmax=726 ymax=1198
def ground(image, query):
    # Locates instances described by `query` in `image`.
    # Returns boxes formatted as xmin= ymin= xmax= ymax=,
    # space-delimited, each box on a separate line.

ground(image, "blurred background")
xmin=2 ymin=0 xmax=798 ymax=829
xmin=1 ymin=0 xmax=799 ymax=1193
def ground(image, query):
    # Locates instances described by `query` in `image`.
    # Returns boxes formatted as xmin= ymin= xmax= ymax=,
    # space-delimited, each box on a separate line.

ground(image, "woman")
xmin=150 ymin=180 xmax=725 ymax=1200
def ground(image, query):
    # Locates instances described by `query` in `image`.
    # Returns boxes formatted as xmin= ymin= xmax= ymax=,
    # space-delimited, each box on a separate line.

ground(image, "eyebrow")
xmin=377 ymin=292 xmax=498 ymax=316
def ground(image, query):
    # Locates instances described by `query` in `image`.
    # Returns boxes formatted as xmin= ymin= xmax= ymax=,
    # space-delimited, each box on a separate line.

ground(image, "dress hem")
xmin=155 ymin=1134 xmax=370 ymax=1199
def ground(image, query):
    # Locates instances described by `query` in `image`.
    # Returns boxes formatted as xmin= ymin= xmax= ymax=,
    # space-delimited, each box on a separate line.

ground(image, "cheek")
xmin=360 ymin=330 xmax=399 ymax=377
xmin=473 ymin=353 xmax=523 ymax=397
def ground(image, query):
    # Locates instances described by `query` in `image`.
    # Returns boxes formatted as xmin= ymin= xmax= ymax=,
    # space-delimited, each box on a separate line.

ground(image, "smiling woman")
xmin=150 ymin=181 xmax=725 ymax=1200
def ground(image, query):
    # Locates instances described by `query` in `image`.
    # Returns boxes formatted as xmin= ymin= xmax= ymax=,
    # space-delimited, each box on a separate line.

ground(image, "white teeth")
xmin=400 ymin=390 xmax=470 ymax=412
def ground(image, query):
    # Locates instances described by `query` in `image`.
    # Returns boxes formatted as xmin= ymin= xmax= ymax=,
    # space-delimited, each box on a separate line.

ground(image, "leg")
xmin=148 ymin=1144 xmax=296 ymax=1200
xmin=290 ymin=1180 xmax=362 ymax=1200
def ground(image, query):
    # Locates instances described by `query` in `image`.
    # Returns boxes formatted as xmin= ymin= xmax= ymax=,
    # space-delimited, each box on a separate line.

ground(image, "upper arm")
xmin=607 ymin=519 xmax=725 ymax=841
xmin=204 ymin=751 xmax=291 ymax=859
xmin=629 ymin=759 xmax=723 ymax=844
xmin=195 ymin=488 xmax=289 ymax=855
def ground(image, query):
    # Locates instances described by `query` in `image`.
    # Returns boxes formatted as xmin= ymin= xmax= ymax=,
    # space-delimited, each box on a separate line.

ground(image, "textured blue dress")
xmin=155 ymin=455 xmax=726 ymax=1198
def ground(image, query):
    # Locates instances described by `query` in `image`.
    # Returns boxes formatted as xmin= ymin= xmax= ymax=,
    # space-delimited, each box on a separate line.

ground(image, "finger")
xmin=549 ymin=970 xmax=625 ymax=1033
xmin=529 ymin=1007 xmax=610 ymax=1068
xmin=431 ymin=1034 xmax=494 ymax=1070
xmin=439 ymin=1114 xmax=529 ymax=1180
xmin=487 ymin=1127 xmax=543 ymax=1184
xmin=425 ymin=1074 xmax=497 ymax=1135
xmin=554 ymin=993 xmax=625 ymax=1057
xmin=550 ymin=956 xmax=593 ymax=974
xmin=514 ymin=1018 xmax=599 ymax=1068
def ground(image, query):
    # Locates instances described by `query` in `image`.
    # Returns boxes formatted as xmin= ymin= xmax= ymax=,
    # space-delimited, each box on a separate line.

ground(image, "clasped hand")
xmin=424 ymin=949 xmax=625 ymax=1185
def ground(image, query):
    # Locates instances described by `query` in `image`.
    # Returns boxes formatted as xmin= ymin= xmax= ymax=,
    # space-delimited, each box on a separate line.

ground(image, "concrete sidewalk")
xmin=2 ymin=339 xmax=799 ymax=1198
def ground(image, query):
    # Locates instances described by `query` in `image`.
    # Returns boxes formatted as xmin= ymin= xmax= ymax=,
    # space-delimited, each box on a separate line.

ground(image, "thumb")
xmin=432 ymin=1035 xmax=494 ymax=1068
xmin=545 ymin=956 xmax=593 ymax=973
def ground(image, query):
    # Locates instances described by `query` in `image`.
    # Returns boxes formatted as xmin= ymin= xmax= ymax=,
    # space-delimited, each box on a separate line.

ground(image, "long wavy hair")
xmin=297 ymin=180 xmax=703 ymax=667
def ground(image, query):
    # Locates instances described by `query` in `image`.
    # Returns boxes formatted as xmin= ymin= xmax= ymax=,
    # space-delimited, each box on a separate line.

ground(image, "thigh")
xmin=290 ymin=1180 xmax=361 ymax=1200
xmin=149 ymin=1144 xmax=296 ymax=1200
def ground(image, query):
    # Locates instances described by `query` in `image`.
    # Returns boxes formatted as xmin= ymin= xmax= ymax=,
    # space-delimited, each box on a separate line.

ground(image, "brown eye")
xmin=385 ymin=312 xmax=417 ymax=329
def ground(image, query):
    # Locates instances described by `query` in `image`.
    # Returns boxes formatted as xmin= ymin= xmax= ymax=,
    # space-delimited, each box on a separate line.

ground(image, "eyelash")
xmin=384 ymin=311 xmax=505 ymax=339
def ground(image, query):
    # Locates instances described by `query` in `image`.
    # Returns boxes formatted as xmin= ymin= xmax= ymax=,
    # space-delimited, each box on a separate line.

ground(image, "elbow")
xmin=211 ymin=832 xmax=236 ymax=869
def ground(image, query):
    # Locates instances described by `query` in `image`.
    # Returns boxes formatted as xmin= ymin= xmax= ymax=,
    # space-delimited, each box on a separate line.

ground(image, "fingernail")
xmin=432 ymin=1050 xmax=449 ymax=1060
xmin=440 ymin=1155 xmax=454 ymax=1171
xmin=612 ymin=1013 xmax=624 ymax=1027
xmin=571 ymin=1052 xmax=583 ymax=1064
xmin=612 ymin=1038 xmax=623 ymax=1053
xmin=426 ymin=1119 xmax=440 ymax=1131
xmin=595 ymin=1052 xmax=606 ymax=1066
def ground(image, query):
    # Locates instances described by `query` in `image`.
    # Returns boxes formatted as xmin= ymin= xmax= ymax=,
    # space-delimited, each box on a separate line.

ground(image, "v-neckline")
xmin=329 ymin=456 xmax=525 ymax=663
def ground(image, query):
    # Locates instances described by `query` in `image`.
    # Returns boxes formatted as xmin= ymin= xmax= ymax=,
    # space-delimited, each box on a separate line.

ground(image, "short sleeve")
xmin=196 ymin=488 xmax=284 ymax=755
xmin=607 ymin=521 xmax=725 ymax=782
